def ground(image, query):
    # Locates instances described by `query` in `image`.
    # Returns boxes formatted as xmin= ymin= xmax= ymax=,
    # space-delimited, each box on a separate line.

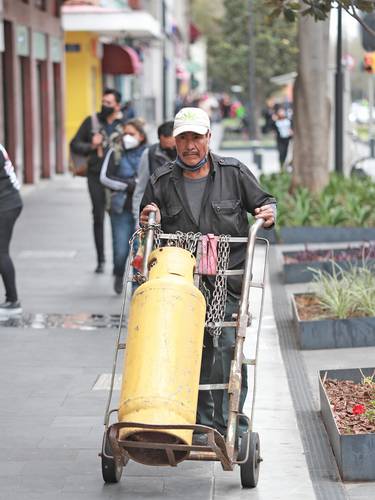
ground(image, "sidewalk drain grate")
xmin=0 ymin=313 xmax=121 ymax=329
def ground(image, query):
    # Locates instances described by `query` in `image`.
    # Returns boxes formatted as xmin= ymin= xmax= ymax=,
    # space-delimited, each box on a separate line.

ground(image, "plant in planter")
xmin=282 ymin=242 xmax=375 ymax=283
xmin=291 ymin=263 xmax=375 ymax=349
xmin=259 ymin=172 xmax=375 ymax=243
xmin=319 ymin=368 xmax=375 ymax=481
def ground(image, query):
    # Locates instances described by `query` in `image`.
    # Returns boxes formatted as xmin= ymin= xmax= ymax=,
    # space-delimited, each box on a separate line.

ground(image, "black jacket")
xmin=0 ymin=145 xmax=22 ymax=213
xmin=140 ymin=152 xmax=276 ymax=296
xmin=70 ymin=114 xmax=123 ymax=176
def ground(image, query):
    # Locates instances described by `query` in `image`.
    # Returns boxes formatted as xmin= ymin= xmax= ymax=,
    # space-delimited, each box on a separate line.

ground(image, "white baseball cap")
xmin=173 ymin=107 xmax=211 ymax=137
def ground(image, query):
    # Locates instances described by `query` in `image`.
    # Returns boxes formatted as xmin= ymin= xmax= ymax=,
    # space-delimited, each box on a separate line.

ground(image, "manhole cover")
xmin=0 ymin=313 xmax=122 ymax=329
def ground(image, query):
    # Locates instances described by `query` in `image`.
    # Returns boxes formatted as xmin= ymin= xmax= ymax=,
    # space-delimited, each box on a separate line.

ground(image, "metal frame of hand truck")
xmin=100 ymin=213 xmax=269 ymax=488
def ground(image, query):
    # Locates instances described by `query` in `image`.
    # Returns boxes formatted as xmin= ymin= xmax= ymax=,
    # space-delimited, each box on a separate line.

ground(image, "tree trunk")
xmin=292 ymin=15 xmax=331 ymax=192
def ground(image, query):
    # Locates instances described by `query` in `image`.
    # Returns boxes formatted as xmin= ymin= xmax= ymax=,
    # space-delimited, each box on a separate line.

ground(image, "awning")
xmin=62 ymin=5 xmax=162 ymax=39
xmin=102 ymin=44 xmax=141 ymax=75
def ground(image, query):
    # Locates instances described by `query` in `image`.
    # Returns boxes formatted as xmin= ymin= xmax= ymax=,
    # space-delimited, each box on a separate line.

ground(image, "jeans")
xmin=0 ymin=206 xmax=22 ymax=302
xmin=197 ymin=295 xmax=248 ymax=436
xmin=87 ymin=174 xmax=106 ymax=264
xmin=110 ymin=209 xmax=135 ymax=278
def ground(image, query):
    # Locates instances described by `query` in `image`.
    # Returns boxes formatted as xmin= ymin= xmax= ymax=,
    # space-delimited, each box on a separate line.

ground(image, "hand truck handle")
xmin=142 ymin=211 xmax=157 ymax=278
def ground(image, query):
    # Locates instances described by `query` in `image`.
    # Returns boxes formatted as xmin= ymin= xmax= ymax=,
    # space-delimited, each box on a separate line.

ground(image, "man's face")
xmin=102 ymin=93 xmax=120 ymax=113
xmin=175 ymin=131 xmax=210 ymax=166
xmin=159 ymin=135 xmax=175 ymax=150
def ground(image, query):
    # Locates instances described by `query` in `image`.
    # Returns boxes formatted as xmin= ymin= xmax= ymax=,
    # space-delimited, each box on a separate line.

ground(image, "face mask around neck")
xmin=175 ymin=155 xmax=208 ymax=172
xmin=123 ymin=134 xmax=140 ymax=150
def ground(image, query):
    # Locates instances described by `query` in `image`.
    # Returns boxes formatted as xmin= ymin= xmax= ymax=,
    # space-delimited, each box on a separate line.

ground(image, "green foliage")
xmin=191 ymin=0 xmax=298 ymax=102
xmin=260 ymin=172 xmax=375 ymax=227
xmin=265 ymin=1 xmax=374 ymax=22
xmin=312 ymin=262 xmax=375 ymax=319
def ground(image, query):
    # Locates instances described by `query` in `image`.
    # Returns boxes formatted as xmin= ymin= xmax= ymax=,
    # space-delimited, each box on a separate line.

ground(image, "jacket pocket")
xmin=211 ymin=199 xmax=242 ymax=234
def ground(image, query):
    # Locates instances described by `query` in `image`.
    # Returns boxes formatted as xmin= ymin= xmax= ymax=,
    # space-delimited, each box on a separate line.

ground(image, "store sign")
xmin=16 ymin=25 xmax=29 ymax=56
xmin=65 ymin=43 xmax=81 ymax=53
xmin=33 ymin=32 xmax=47 ymax=61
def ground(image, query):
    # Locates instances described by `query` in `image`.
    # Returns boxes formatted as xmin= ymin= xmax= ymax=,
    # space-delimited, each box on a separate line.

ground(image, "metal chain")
xmin=130 ymin=227 xmax=230 ymax=349
xmin=205 ymin=235 xmax=231 ymax=347
xmin=167 ymin=231 xmax=201 ymax=254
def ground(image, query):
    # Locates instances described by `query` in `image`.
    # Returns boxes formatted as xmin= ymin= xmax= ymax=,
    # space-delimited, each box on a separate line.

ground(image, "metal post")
xmin=335 ymin=5 xmax=344 ymax=174
xmin=247 ymin=0 xmax=257 ymax=139
xmin=369 ymin=74 xmax=375 ymax=158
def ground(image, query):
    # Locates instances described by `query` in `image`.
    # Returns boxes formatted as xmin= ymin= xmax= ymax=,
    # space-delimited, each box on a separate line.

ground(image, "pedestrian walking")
xmin=0 ymin=145 xmax=23 ymax=315
xmin=272 ymin=107 xmax=293 ymax=170
xmin=140 ymin=107 xmax=276 ymax=443
xmin=70 ymin=88 xmax=124 ymax=274
xmin=100 ymin=119 xmax=147 ymax=294
xmin=132 ymin=120 xmax=176 ymax=226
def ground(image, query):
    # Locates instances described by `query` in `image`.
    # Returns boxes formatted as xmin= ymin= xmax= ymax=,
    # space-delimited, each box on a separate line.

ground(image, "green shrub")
xmin=259 ymin=172 xmax=375 ymax=227
xmin=311 ymin=262 xmax=375 ymax=319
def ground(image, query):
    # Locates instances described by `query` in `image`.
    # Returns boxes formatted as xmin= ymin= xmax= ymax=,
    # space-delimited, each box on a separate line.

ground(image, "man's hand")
xmin=140 ymin=203 xmax=161 ymax=226
xmin=254 ymin=204 xmax=275 ymax=228
xmin=92 ymin=133 xmax=103 ymax=149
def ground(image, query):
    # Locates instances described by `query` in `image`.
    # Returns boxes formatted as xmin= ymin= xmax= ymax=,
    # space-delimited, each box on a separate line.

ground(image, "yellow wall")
xmin=64 ymin=32 xmax=102 ymax=143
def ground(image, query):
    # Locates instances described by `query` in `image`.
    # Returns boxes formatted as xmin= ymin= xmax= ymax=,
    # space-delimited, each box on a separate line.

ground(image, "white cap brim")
xmin=173 ymin=124 xmax=209 ymax=137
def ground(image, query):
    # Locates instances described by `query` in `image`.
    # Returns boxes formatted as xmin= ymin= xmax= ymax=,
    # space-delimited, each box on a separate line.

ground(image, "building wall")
xmin=1 ymin=0 xmax=65 ymax=183
xmin=64 ymin=31 xmax=102 ymax=143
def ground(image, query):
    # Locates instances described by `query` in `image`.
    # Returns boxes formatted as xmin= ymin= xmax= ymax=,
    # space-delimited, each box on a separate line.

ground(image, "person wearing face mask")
xmin=140 ymin=107 xmax=276 ymax=446
xmin=70 ymin=88 xmax=124 ymax=274
xmin=131 ymin=121 xmax=176 ymax=227
xmin=100 ymin=119 xmax=147 ymax=294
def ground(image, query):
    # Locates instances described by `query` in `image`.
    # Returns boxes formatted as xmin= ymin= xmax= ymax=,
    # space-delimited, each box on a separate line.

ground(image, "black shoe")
xmin=0 ymin=301 xmax=22 ymax=315
xmin=192 ymin=433 xmax=208 ymax=446
xmin=114 ymin=275 xmax=123 ymax=295
xmin=95 ymin=263 xmax=104 ymax=274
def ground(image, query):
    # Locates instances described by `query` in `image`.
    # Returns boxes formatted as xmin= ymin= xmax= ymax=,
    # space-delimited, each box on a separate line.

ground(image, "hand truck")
xmin=99 ymin=213 xmax=269 ymax=488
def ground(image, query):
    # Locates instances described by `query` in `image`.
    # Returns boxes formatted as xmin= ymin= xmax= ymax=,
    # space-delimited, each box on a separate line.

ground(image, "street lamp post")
xmin=247 ymin=0 xmax=257 ymax=139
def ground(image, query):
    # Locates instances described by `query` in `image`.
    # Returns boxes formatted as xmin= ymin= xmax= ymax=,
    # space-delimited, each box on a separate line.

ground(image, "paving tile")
xmin=63 ymin=474 xmax=164 ymax=495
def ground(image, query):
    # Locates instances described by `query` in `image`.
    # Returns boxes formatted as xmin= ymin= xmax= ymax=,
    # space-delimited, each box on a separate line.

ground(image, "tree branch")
xmin=341 ymin=2 xmax=375 ymax=37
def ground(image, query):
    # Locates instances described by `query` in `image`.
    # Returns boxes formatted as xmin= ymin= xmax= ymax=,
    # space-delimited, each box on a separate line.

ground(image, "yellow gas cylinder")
xmin=118 ymin=246 xmax=206 ymax=465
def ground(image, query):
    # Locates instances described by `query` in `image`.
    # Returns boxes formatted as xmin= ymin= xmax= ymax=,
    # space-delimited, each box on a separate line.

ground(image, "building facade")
xmin=0 ymin=0 xmax=65 ymax=183
xmin=62 ymin=0 xmax=192 ymax=144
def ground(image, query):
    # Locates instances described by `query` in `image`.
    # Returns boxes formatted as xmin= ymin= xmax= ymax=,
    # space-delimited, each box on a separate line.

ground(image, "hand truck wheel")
xmin=101 ymin=431 xmax=123 ymax=483
xmin=239 ymin=431 xmax=261 ymax=488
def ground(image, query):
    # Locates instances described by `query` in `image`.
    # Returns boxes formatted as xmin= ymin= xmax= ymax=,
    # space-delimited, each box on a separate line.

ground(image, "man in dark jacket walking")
xmin=140 ymin=107 xmax=276 ymax=444
xmin=132 ymin=120 xmax=176 ymax=225
xmin=70 ymin=88 xmax=124 ymax=273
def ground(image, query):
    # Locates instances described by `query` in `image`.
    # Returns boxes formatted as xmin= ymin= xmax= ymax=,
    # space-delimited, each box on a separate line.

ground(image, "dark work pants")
xmin=277 ymin=137 xmax=290 ymax=167
xmin=87 ymin=174 xmax=106 ymax=265
xmin=0 ymin=206 xmax=22 ymax=302
xmin=197 ymin=296 xmax=248 ymax=436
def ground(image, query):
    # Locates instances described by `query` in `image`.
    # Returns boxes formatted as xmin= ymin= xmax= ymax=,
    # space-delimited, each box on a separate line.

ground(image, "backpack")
xmin=69 ymin=114 xmax=101 ymax=177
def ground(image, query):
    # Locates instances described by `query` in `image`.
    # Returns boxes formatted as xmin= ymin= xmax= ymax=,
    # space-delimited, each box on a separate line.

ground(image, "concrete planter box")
xmin=292 ymin=293 xmax=375 ymax=349
xmin=279 ymin=226 xmax=375 ymax=244
xmin=319 ymin=368 xmax=375 ymax=481
xmin=283 ymin=250 xmax=375 ymax=284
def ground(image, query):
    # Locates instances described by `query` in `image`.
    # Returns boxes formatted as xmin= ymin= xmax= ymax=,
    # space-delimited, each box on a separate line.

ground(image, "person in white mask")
xmin=100 ymin=119 xmax=147 ymax=294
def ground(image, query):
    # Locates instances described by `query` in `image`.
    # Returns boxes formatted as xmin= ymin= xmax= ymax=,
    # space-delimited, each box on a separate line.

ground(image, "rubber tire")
xmin=239 ymin=431 xmax=260 ymax=488
xmin=101 ymin=432 xmax=123 ymax=483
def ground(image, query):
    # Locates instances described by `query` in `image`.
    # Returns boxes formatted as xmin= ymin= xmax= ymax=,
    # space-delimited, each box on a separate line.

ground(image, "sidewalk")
xmin=0 ymin=172 xmax=319 ymax=500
